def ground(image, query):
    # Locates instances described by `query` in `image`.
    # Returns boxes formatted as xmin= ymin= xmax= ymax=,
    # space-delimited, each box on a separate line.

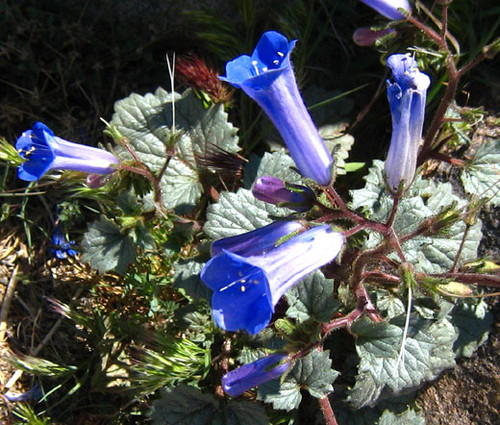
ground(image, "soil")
xmin=417 ymin=298 xmax=500 ymax=425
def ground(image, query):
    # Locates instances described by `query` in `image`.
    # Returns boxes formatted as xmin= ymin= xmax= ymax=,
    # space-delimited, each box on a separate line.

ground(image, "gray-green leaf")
xmin=286 ymin=270 xmax=341 ymax=323
xmin=451 ymin=299 xmax=493 ymax=358
xmin=112 ymin=88 xmax=239 ymax=213
xmin=203 ymin=188 xmax=292 ymax=240
xmin=150 ymin=385 xmax=269 ymax=425
xmin=349 ymin=315 xmax=457 ymax=409
xmin=173 ymin=259 xmax=211 ymax=301
xmin=350 ymin=160 xmax=482 ymax=273
xmin=81 ymin=217 xmax=136 ymax=274
xmin=258 ymin=350 xmax=339 ymax=410
xmin=243 ymin=150 xmax=304 ymax=189
xmin=376 ymin=409 xmax=425 ymax=425
xmin=461 ymin=139 xmax=500 ymax=206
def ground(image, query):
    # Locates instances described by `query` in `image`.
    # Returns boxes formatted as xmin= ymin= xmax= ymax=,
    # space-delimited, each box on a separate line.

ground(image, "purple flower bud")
xmin=222 ymin=354 xmax=290 ymax=397
xmin=220 ymin=31 xmax=333 ymax=185
xmin=15 ymin=122 xmax=119 ymax=181
xmin=385 ymin=54 xmax=430 ymax=195
xmin=252 ymin=176 xmax=315 ymax=212
xmin=353 ymin=27 xmax=395 ymax=46
xmin=201 ymin=224 xmax=345 ymax=334
xmin=359 ymin=0 xmax=411 ymax=20
xmin=211 ymin=220 xmax=305 ymax=257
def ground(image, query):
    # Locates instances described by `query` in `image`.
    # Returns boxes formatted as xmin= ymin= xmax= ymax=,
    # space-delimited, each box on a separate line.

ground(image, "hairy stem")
xmin=428 ymin=272 xmax=500 ymax=288
xmin=319 ymin=395 xmax=338 ymax=425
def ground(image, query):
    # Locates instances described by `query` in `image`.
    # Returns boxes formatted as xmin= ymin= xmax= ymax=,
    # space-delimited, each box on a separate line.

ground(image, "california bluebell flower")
xmin=211 ymin=220 xmax=305 ymax=257
xmin=15 ymin=122 xmax=119 ymax=181
xmin=359 ymin=0 xmax=411 ymax=20
xmin=201 ymin=224 xmax=344 ymax=334
xmin=252 ymin=176 xmax=315 ymax=212
xmin=220 ymin=31 xmax=333 ymax=185
xmin=385 ymin=54 xmax=430 ymax=195
xmin=50 ymin=227 xmax=78 ymax=259
xmin=222 ymin=354 xmax=290 ymax=397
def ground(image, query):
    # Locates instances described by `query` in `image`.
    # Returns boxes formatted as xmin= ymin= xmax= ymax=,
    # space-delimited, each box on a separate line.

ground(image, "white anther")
xmin=251 ymin=60 xmax=260 ymax=75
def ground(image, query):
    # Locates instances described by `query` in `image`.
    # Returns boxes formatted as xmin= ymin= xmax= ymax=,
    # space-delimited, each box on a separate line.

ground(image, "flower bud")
xmin=252 ymin=176 xmax=315 ymax=212
xmin=384 ymin=54 xmax=430 ymax=195
xmin=353 ymin=27 xmax=395 ymax=46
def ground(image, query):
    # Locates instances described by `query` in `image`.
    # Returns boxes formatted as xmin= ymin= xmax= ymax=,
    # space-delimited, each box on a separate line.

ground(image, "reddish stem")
xmin=429 ymin=151 xmax=466 ymax=166
xmin=319 ymin=396 xmax=338 ymax=425
xmin=363 ymin=271 xmax=400 ymax=286
xmin=385 ymin=196 xmax=400 ymax=229
xmin=427 ymin=272 xmax=500 ymax=288
xmin=458 ymin=52 xmax=488 ymax=77
xmin=407 ymin=15 xmax=444 ymax=47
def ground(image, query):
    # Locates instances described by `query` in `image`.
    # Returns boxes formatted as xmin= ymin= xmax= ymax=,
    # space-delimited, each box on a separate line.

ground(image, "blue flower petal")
xmin=222 ymin=354 xmax=290 ymax=396
xmin=219 ymin=55 xmax=254 ymax=88
xmin=211 ymin=220 xmax=304 ymax=257
xmin=252 ymin=31 xmax=294 ymax=72
xmin=50 ymin=227 xmax=78 ymax=259
xmin=201 ymin=251 xmax=272 ymax=334
xmin=360 ymin=0 xmax=411 ymax=20
xmin=15 ymin=123 xmax=56 ymax=181
xmin=201 ymin=224 xmax=345 ymax=334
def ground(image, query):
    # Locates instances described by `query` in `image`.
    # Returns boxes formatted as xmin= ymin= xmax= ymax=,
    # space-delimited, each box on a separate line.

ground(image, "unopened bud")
xmin=353 ymin=27 xmax=395 ymax=46
xmin=252 ymin=176 xmax=316 ymax=212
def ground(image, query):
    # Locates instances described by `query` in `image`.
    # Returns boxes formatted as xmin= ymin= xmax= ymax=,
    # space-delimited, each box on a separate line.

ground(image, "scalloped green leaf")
xmin=111 ymin=88 xmax=239 ymax=213
xmin=286 ymin=270 xmax=341 ymax=323
xmin=150 ymin=385 xmax=269 ymax=425
xmin=173 ymin=258 xmax=211 ymax=301
xmin=334 ymin=393 xmax=420 ymax=425
xmin=374 ymin=290 xmax=406 ymax=320
xmin=461 ymin=139 xmax=500 ymax=205
xmin=243 ymin=150 xmax=304 ymax=189
xmin=451 ymin=299 xmax=493 ymax=358
xmin=348 ymin=315 xmax=457 ymax=409
xmin=203 ymin=188 xmax=293 ymax=240
xmin=258 ymin=350 xmax=340 ymax=410
xmin=350 ymin=160 xmax=391 ymax=219
xmin=161 ymin=158 xmax=203 ymax=213
xmin=81 ymin=217 xmax=136 ymax=274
